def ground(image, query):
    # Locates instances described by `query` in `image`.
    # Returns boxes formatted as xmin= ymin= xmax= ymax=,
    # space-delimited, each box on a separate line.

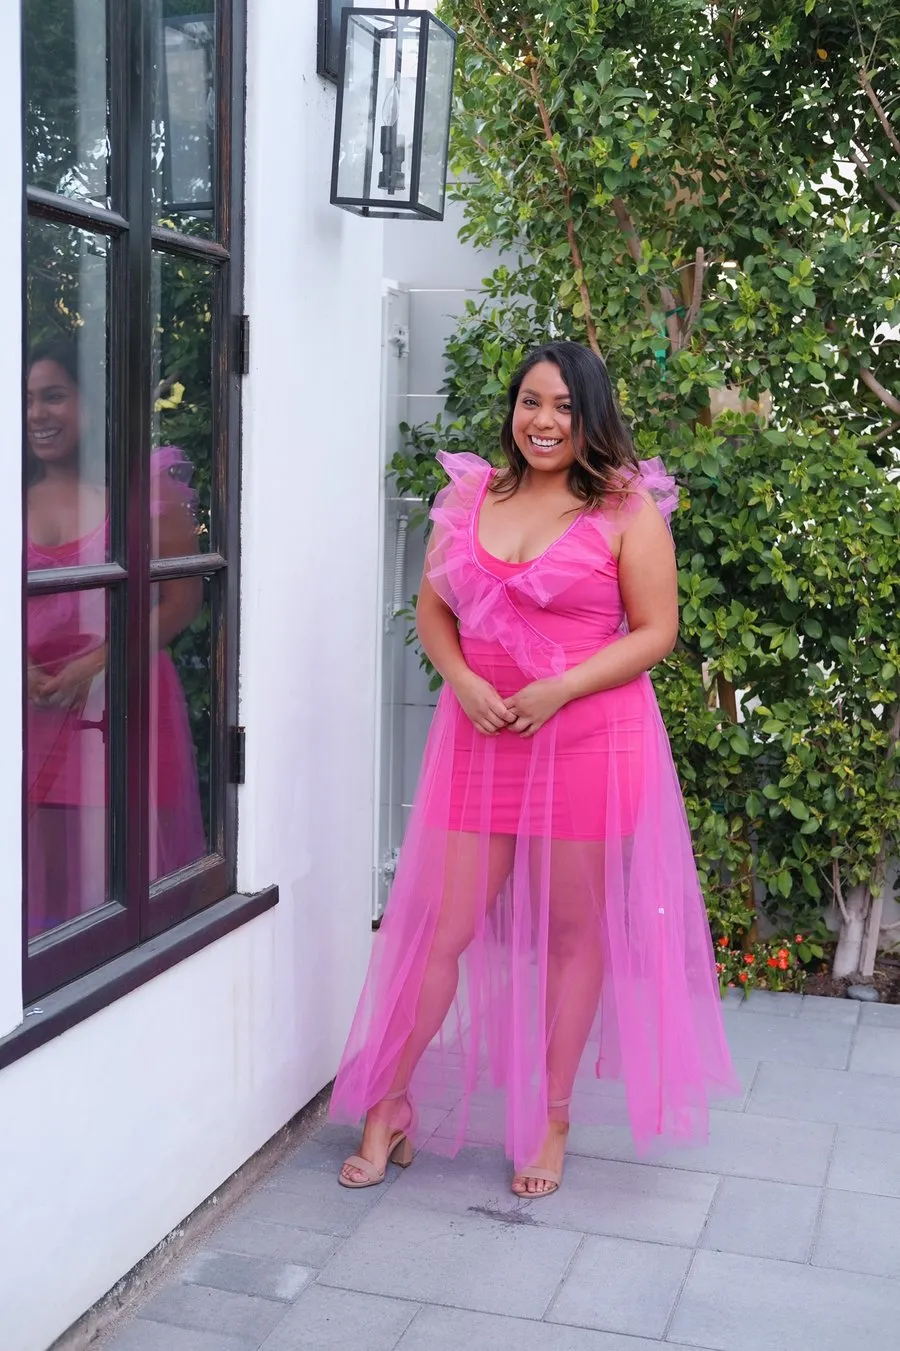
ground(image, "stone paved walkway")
xmin=104 ymin=992 xmax=900 ymax=1351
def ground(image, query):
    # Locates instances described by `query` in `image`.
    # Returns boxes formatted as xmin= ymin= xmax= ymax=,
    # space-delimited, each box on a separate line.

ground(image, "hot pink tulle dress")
xmin=330 ymin=451 xmax=738 ymax=1167
xmin=26 ymin=447 xmax=206 ymax=937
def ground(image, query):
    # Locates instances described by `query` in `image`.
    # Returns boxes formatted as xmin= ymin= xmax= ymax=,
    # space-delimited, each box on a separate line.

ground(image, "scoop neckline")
xmin=471 ymin=470 xmax=586 ymax=575
xmin=28 ymin=515 xmax=109 ymax=554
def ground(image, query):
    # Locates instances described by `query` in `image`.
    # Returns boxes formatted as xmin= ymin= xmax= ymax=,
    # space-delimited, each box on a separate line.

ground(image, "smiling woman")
xmin=330 ymin=340 xmax=739 ymax=1200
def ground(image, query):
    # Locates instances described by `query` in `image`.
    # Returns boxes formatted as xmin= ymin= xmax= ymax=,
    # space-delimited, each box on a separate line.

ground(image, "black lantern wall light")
xmin=330 ymin=3 xmax=457 ymax=221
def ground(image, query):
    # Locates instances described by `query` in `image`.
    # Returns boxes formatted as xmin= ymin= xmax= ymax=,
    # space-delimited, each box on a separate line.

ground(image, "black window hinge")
xmin=229 ymin=726 xmax=246 ymax=784
xmin=236 ymin=315 xmax=250 ymax=375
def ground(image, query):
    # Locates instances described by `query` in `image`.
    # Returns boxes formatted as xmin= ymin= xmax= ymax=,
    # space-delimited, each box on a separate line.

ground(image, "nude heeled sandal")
xmin=511 ymin=1099 xmax=570 ymax=1199
xmin=338 ymin=1091 xmax=415 ymax=1189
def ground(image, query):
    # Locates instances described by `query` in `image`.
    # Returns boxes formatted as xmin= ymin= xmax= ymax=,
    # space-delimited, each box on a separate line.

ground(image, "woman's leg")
xmin=513 ymin=838 xmax=605 ymax=1195
xmin=545 ymin=839 xmax=606 ymax=1107
xmin=342 ymin=830 xmax=514 ymax=1180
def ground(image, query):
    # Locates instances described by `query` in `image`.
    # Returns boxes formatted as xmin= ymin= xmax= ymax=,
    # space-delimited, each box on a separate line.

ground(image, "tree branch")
xmin=682 ymin=247 xmax=707 ymax=344
xmin=859 ymin=365 xmax=900 ymax=416
xmin=859 ymin=66 xmax=900 ymax=156
xmin=610 ymin=197 xmax=683 ymax=347
xmin=851 ymin=148 xmax=900 ymax=213
xmin=466 ymin=0 xmax=535 ymax=91
xmin=529 ymin=65 xmax=601 ymax=357
xmin=868 ymin=419 xmax=900 ymax=445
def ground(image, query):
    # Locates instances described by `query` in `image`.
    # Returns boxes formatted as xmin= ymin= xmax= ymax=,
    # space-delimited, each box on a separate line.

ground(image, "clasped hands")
xmin=28 ymin=646 xmax=107 ymax=712
xmin=453 ymin=670 xmax=569 ymax=739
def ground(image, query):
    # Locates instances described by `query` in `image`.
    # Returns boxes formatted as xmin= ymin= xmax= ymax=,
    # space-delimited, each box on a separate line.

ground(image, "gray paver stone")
xmin=520 ymin=1153 xmax=717 ymax=1247
xmin=860 ymin=1001 xmax=900 ymax=1027
xmin=850 ymin=1025 xmax=900 ymax=1078
xmin=748 ymin=1063 xmax=900 ymax=1130
xmin=207 ymin=1215 xmax=341 ymax=1266
xmin=318 ymin=1199 xmax=582 ymax=1318
xmin=721 ymin=1009 xmax=853 ymax=1070
xmin=569 ymin=1109 xmax=834 ymax=1186
xmin=377 ymin=1143 xmax=520 ymax=1218
xmin=670 ymin=1248 xmax=900 ymax=1351
xmin=700 ymin=1176 xmax=821 ymax=1263
xmin=137 ymin=1282 xmax=288 ymax=1342
xmin=714 ymin=1057 xmax=758 ymax=1113
xmin=107 ymin=1318 xmax=257 ymax=1351
xmin=740 ymin=991 xmax=803 ymax=1016
xmin=546 ymin=1234 xmax=692 ymax=1339
xmin=181 ymin=1249 xmax=314 ymax=1302
xmin=259 ymin=1285 xmax=418 ymax=1351
xmin=239 ymin=1170 xmax=388 ymax=1235
xmin=828 ymin=1125 xmax=900 ymax=1199
xmin=396 ymin=1304 xmax=699 ymax=1350
xmin=813 ymin=1189 xmax=900 ymax=1279
xmin=798 ymin=996 xmax=860 ymax=1026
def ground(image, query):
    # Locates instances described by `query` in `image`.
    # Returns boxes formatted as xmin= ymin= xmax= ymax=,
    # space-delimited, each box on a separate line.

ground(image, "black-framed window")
xmin=22 ymin=0 xmax=245 ymax=1002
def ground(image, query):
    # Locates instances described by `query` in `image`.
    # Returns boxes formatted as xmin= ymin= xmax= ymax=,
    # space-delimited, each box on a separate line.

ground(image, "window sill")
xmin=0 ymin=886 xmax=278 ymax=1073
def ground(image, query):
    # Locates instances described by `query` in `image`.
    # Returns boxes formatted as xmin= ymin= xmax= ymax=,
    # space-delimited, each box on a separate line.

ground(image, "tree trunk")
xmin=832 ymin=883 xmax=872 ymax=979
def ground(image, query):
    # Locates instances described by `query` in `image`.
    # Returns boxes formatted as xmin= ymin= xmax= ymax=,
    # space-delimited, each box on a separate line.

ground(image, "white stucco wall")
xmin=0 ymin=4 xmax=383 ymax=1348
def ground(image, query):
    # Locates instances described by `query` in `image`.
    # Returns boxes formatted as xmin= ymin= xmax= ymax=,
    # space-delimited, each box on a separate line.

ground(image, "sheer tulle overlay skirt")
xmin=331 ymin=640 xmax=738 ymax=1168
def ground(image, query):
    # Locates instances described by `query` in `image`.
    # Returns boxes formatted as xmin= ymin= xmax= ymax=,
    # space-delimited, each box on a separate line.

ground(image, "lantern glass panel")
xmin=333 ymin=16 xmax=379 ymax=202
xmin=416 ymin=21 xmax=454 ymax=214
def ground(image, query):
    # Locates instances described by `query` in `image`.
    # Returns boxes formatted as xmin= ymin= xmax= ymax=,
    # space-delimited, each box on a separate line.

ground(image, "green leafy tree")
xmin=393 ymin=0 xmax=900 ymax=978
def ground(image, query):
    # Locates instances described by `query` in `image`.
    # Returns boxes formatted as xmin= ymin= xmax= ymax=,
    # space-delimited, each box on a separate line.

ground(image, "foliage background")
xmin=392 ymin=0 xmax=900 ymax=976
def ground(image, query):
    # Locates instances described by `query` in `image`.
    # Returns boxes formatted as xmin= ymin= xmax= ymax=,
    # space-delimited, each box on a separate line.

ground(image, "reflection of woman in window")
xmin=26 ymin=339 xmax=205 ymax=937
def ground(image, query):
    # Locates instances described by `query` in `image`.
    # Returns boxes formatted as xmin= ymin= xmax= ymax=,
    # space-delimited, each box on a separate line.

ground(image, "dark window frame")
xmin=21 ymin=0 xmax=248 ymax=1002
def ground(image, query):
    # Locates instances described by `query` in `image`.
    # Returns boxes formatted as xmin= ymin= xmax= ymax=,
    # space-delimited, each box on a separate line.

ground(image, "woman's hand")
xmin=27 ymin=665 xmax=53 ymax=705
xmin=41 ymin=645 xmax=107 ymax=710
xmin=452 ymin=671 xmax=516 ymax=736
xmin=507 ymin=678 xmax=569 ymax=738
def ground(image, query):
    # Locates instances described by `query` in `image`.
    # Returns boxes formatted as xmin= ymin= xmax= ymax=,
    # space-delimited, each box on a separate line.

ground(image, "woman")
xmin=331 ymin=341 xmax=737 ymax=1196
xmin=26 ymin=338 xmax=205 ymax=936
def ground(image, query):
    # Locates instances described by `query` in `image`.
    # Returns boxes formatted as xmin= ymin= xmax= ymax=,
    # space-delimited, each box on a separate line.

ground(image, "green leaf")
xmin=782 ymin=630 xmax=800 ymax=661
xmin=788 ymin=798 xmax=810 ymax=821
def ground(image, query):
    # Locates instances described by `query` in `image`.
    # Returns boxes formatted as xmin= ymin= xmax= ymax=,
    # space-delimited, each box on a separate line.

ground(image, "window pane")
xmin=152 ymin=4 xmax=217 ymax=236
xmin=26 ymin=586 xmax=110 ymax=939
xmin=151 ymin=251 xmax=214 ymax=556
xmin=150 ymin=580 xmax=212 ymax=881
xmin=24 ymin=0 xmax=110 ymax=204
xmin=26 ymin=218 xmax=111 ymax=565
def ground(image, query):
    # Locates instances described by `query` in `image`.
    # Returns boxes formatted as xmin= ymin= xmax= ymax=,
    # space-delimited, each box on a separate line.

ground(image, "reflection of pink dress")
xmin=27 ymin=448 xmax=206 ymax=937
xmin=331 ymin=452 xmax=738 ymax=1167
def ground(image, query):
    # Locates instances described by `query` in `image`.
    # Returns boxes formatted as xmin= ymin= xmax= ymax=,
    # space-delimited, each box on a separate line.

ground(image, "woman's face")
xmin=27 ymin=360 xmax=81 ymax=466
xmin=511 ymin=360 xmax=577 ymax=475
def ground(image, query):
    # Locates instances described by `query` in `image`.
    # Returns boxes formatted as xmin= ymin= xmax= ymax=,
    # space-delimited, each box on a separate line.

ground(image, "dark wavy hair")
xmin=495 ymin=341 xmax=639 ymax=510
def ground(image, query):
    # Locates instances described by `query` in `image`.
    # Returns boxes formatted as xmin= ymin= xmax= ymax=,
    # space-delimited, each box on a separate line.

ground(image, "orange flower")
xmin=738 ymin=971 xmax=749 ymax=983
xmin=718 ymin=937 xmax=729 ymax=949
xmin=744 ymin=953 xmax=756 ymax=964
xmin=777 ymin=955 xmax=789 ymax=970
xmin=767 ymin=957 xmax=778 ymax=967
xmin=778 ymin=948 xmax=789 ymax=960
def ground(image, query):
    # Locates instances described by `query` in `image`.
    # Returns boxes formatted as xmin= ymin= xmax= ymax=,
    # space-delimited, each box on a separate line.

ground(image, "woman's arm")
xmin=561 ymin=498 xmax=678 ymax=700
xmin=417 ymin=574 xmax=515 ymax=735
